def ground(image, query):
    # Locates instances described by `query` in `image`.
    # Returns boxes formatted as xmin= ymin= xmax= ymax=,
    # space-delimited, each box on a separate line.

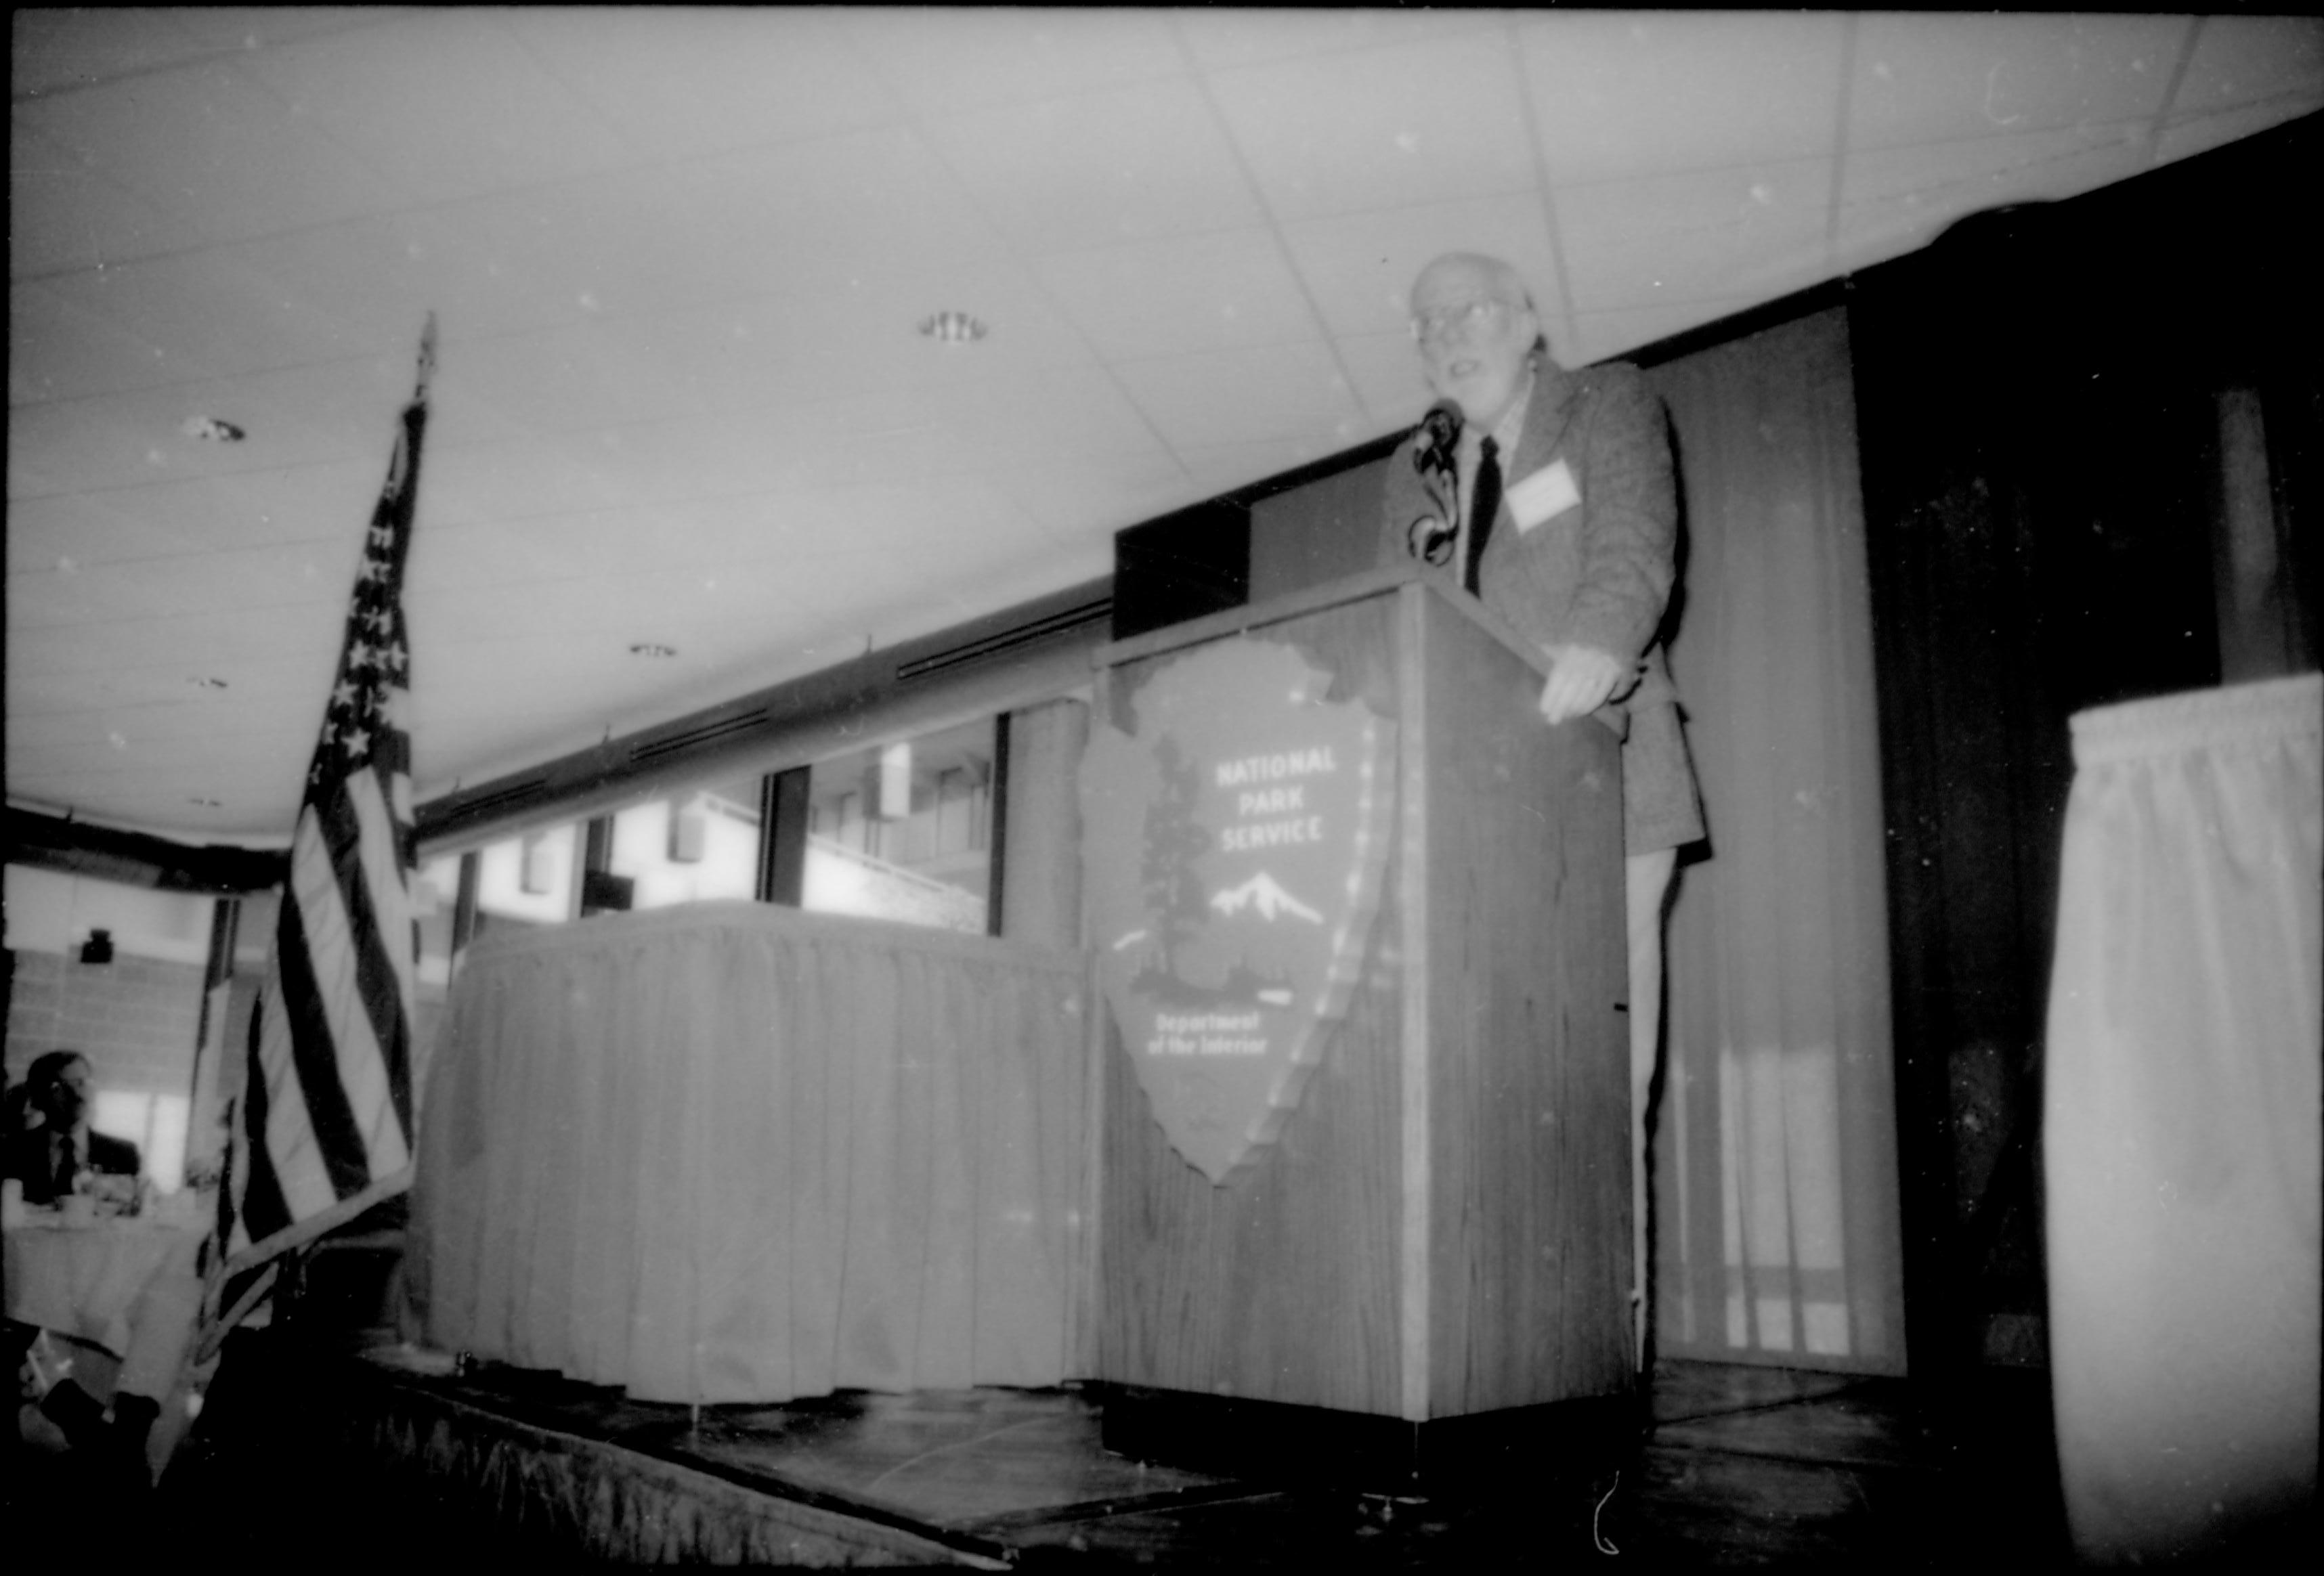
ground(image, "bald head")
xmin=1409 ymin=252 xmax=1544 ymax=431
xmin=1411 ymin=253 xmax=1534 ymax=317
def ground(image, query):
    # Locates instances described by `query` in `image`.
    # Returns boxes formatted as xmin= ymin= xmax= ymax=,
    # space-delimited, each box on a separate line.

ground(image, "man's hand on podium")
xmin=1537 ymin=643 xmax=1632 ymax=724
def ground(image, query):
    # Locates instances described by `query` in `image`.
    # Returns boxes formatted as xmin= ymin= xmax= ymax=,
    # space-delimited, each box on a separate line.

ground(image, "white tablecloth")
xmin=5 ymin=1217 xmax=204 ymax=1397
xmin=2045 ymin=673 xmax=2320 ymax=1563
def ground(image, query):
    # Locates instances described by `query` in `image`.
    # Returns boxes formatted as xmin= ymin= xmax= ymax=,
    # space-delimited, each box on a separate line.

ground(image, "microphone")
xmin=1406 ymin=399 xmax=1462 ymax=568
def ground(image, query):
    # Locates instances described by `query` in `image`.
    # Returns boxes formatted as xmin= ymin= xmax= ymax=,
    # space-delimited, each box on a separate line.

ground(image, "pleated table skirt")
xmin=2044 ymin=672 xmax=2320 ymax=1564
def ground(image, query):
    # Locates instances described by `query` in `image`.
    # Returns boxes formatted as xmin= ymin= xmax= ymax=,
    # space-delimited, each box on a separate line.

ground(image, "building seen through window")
xmin=418 ymin=715 xmax=999 ymax=957
xmin=602 ymin=768 xmax=766 ymax=912
xmin=804 ymin=716 xmax=995 ymax=936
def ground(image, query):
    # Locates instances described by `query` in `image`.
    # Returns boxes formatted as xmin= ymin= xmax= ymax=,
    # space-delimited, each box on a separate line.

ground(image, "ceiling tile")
xmin=1176 ymin=9 xmax=1495 ymax=74
xmin=404 ymin=515 xmax=595 ymax=596
xmin=1571 ymin=299 xmax=1761 ymax=368
xmin=9 ymin=279 xmax=218 ymax=406
xmin=8 ymin=538 xmax=345 ymax=633
xmin=16 ymin=53 xmax=414 ymax=249
xmin=17 ymin=685 xmax=287 ymax=747
xmin=529 ymin=411 xmax=821 ymax=504
xmin=1850 ymin=13 xmax=2188 ymax=154
xmin=836 ymin=9 xmax=1186 ymax=118
xmin=599 ymin=406 xmax=988 ymax=512
xmin=5 ymin=381 xmax=370 ymax=504
xmin=231 ymin=202 xmax=597 ymax=356
xmin=10 ymin=8 xmax=207 ymax=99
xmin=1520 ymin=12 xmax=1847 ymax=189
xmin=343 ymin=170 xmax=786 ymax=333
xmin=1837 ymin=127 xmax=2153 ymax=274
xmin=5 ymin=725 xmax=310 ymax=797
xmin=7 ymin=121 xmax=209 ymax=277
xmin=1177 ymin=437 xmax=1347 ymax=500
xmin=921 ymin=364 xmax=1176 ymax=473
xmin=161 ymin=9 xmax=408 ymax=56
xmin=581 ymin=267 xmax=1090 ymax=436
xmin=1115 ymin=340 xmax=1365 ymax=454
xmin=889 ymin=533 xmax=1119 ymax=630
xmin=1557 ymin=158 xmax=1834 ymax=313
xmin=4 ymin=594 xmax=339 ymax=682
xmin=1208 ymin=29 xmax=1536 ymax=222
xmin=423 ymin=435 xmax=634 ymax=527
xmin=732 ymin=479 xmax=1025 ymax=566
xmin=990 ymin=456 xmax=1195 ymax=542
xmin=1035 ymin=228 xmax=1316 ymax=361
xmin=2172 ymin=14 xmax=2324 ymax=116
xmin=33 ymin=244 xmax=353 ymax=384
xmin=931 ymin=77 xmax=1265 ymax=255
xmin=1278 ymin=196 xmax=1562 ymax=341
xmin=554 ymin=498 xmax=817 ymax=579
xmin=2154 ymin=97 xmax=2324 ymax=168
xmin=637 ymin=492 xmax=858 ymax=569
xmin=418 ymin=569 xmax=685 ymax=647
xmin=5 ymin=492 xmax=139 ymax=572
xmin=507 ymin=9 xmax=905 ymax=160
xmin=6 ymin=663 xmax=240 ymax=722
xmin=235 ymin=9 xmax=645 ymax=203
xmin=1335 ymin=332 xmax=1434 ymax=431
xmin=696 ymin=125 xmax=1016 ymax=288
xmin=446 ymin=320 xmax=716 ymax=436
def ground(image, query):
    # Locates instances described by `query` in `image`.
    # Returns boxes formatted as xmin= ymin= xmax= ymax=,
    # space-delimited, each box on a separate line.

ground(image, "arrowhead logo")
xmin=1082 ymin=636 xmax=1397 ymax=1183
xmin=1207 ymin=873 xmax=1325 ymax=924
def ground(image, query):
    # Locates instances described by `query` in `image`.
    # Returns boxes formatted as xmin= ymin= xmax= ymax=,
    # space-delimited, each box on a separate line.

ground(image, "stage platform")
xmin=42 ymin=1332 xmax=2090 ymax=1569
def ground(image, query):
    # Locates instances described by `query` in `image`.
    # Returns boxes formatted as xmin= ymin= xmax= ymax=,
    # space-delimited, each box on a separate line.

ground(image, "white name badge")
xmin=1507 ymin=459 xmax=1580 ymax=534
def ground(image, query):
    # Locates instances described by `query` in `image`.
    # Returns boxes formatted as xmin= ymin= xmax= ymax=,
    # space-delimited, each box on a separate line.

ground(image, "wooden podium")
xmin=1083 ymin=565 xmax=1632 ymax=1483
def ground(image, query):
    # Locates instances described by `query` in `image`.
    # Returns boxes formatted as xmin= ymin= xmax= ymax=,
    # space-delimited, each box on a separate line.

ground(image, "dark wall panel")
xmin=1851 ymin=110 xmax=2322 ymax=1376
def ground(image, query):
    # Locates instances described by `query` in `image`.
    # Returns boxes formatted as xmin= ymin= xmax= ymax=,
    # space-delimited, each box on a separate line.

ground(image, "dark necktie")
xmin=1463 ymin=436 xmax=1502 ymax=594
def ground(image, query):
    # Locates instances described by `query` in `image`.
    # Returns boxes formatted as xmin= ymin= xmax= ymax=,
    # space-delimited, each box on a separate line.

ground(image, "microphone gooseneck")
xmin=1406 ymin=400 xmax=1463 ymax=567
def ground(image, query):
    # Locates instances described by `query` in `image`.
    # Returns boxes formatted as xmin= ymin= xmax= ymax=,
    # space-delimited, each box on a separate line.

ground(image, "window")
xmin=425 ymin=716 xmax=1002 ymax=940
xmin=603 ymin=770 xmax=765 ymax=911
xmin=92 ymin=1090 xmax=190 ymax=1194
xmin=476 ymin=822 xmax=580 ymax=925
xmin=413 ymin=852 xmax=462 ymax=988
xmin=803 ymin=716 xmax=995 ymax=935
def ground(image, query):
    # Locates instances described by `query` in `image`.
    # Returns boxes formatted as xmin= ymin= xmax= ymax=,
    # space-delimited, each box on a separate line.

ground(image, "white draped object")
xmin=408 ymin=902 xmax=1090 ymax=1405
xmin=2045 ymin=672 xmax=2321 ymax=1564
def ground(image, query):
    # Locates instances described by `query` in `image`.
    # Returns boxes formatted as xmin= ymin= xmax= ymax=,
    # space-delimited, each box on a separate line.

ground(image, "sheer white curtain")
xmin=1648 ymin=307 xmax=1908 ymax=1371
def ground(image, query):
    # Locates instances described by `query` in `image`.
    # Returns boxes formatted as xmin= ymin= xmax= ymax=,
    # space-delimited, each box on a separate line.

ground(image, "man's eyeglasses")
xmin=1410 ymin=299 xmax=1517 ymax=343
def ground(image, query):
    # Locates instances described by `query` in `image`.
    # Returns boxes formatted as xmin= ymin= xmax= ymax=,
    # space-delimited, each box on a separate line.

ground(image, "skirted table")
xmin=407 ymin=900 xmax=1092 ymax=1405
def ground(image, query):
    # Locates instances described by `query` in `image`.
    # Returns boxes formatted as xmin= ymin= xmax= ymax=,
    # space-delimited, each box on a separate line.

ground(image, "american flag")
xmin=207 ymin=322 xmax=435 ymax=1341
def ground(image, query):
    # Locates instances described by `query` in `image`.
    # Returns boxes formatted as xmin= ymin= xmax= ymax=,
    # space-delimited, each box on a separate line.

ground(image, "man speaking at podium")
xmin=1378 ymin=251 xmax=1706 ymax=1368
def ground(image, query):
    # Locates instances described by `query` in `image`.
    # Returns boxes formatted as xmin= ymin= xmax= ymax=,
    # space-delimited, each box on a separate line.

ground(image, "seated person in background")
xmin=5 ymin=1050 xmax=159 ymax=1486
xmin=3 ymin=1050 xmax=140 ymax=1206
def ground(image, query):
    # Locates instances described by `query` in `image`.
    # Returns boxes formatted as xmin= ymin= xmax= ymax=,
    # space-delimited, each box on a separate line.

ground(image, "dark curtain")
xmin=1851 ymin=112 xmax=2321 ymax=1376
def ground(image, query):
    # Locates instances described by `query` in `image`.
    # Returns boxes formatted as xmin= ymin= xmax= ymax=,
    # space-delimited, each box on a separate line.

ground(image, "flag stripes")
xmin=216 ymin=328 xmax=433 ymax=1290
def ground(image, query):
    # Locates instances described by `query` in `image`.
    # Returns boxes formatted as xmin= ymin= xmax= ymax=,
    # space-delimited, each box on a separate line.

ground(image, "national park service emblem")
xmin=1081 ymin=637 xmax=1396 ymax=1183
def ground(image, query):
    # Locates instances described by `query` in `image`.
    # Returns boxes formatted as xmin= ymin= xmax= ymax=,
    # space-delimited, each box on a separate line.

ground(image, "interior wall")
xmin=1247 ymin=458 xmax=1392 ymax=605
xmin=3 ymin=864 xmax=219 ymax=1186
xmin=1849 ymin=112 xmax=2323 ymax=1376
